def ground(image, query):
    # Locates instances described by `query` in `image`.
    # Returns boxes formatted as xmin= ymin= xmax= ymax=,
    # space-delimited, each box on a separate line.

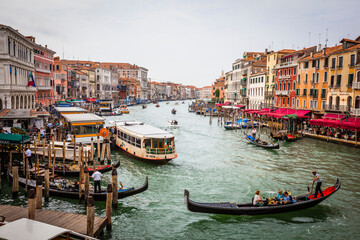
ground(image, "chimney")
xmin=322 ymin=48 xmax=326 ymax=56
xmin=318 ymin=44 xmax=321 ymax=51
xmin=265 ymin=48 xmax=268 ymax=54
xmin=310 ymin=52 xmax=314 ymax=58
xmin=45 ymin=45 xmax=47 ymax=48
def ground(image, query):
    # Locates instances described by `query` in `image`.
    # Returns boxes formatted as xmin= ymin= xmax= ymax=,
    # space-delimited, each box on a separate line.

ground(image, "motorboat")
xmin=167 ymin=120 xmax=179 ymax=129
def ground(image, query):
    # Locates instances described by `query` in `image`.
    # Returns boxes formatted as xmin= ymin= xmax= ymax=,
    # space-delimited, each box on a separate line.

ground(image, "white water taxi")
xmin=167 ymin=120 xmax=179 ymax=129
xmin=111 ymin=120 xmax=177 ymax=164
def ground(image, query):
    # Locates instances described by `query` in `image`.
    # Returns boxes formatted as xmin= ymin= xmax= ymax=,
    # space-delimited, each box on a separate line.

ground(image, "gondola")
xmin=9 ymin=172 xmax=148 ymax=201
xmin=184 ymin=179 xmax=340 ymax=215
xmin=171 ymin=109 xmax=176 ymax=114
xmin=244 ymin=133 xmax=279 ymax=149
xmin=285 ymin=133 xmax=302 ymax=142
xmin=52 ymin=161 xmax=120 ymax=177
xmin=270 ymin=132 xmax=283 ymax=140
xmin=142 ymin=104 xmax=147 ymax=109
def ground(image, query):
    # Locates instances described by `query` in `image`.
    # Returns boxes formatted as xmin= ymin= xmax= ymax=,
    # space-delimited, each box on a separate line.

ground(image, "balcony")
xmin=241 ymin=80 xmax=247 ymax=86
xmin=275 ymin=61 xmax=297 ymax=69
xmin=324 ymin=104 xmax=348 ymax=112
xmin=265 ymin=91 xmax=273 ymax=98
xmin=353 ymin=82 xmax=360 ymax=89
xmin=349 ymin=64 xmax=355 ymax=68
xmin=35 ymin=67 xmax=51 ymax=74
xmin=337 ymin=65 xmax=343 ymax=69
xmin=275 ymin=90 xmax=290 ymax=96
xmin=334 ymin=84 xmax=341 ymax=89
xmin=278 ymin=75 xmax=291 ymax=80
xmin=351 ymin=108 xmax=360 ymax=116
xmin=330 ymin=66 xmax=335 ymax=70
xmin=311 ymin=93 xmax=318 ymax=98
xmin=37 ymin=86 xmax=53 ymax=91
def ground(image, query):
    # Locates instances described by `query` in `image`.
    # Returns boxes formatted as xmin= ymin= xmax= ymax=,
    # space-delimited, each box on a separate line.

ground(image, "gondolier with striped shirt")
xmin=312 ymin=170 xmax=324 ymax=198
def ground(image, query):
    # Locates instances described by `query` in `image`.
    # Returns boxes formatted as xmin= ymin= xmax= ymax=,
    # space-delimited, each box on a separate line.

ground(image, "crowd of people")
xmin=306 ymin=126 xmax=360 ymax=141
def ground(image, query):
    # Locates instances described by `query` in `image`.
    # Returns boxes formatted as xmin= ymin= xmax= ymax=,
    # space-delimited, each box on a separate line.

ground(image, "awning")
xmin=282 ymin=114 xmax=298 ymax=119
xmin=0 ymin=134 xmax=30 ymax=145
xmin=322 ymin=114 xmax=346 ymax=120
xmin=235 ymin=105 xmax=245 ymax=108
xmin=309 ymin=119 xmax=342 ymax=128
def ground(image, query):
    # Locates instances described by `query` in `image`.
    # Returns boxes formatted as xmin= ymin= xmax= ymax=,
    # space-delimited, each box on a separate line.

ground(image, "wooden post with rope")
xmin=112 ymin=167 xmax=118 ymax=208
xmin=73 ymin=135 xmax=77 ymax=163
xmin=91 ymin=137 xmax=94 ymax=164
xmin=35 ymin=176 xmax=42 ymax=209
xmin=106 ymin=184 xmax=112 ymax=231
xmin=44 ymin=164 xmax=49 ymax=202
xmin=84 ymin=166 xmax=90 ymax=204
xmin=25 ymin=157 xmax=28 ymax=193
xmin=86 ymin=196 xmax=95 ymax=237
xmin=97 ymin=136 xmax=100 ymax=160
xmin=28 ymin=189 xmax=35 ymax=220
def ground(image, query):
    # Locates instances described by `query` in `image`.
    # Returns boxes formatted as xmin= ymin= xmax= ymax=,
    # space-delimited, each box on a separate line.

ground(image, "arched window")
xmin=335 ymin=96 xmax=340 ymax=110
xmin=355 ymin=96 xmax=360 ymax=109
xmin=329 ymin=96 xmax=333 ymax=107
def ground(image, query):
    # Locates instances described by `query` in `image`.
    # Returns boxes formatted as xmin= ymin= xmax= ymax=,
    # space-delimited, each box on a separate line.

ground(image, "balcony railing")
xmin=330 ymin=66 xmax=335 ymax=70
xmin=275 ymin=90 xmax=290 ymax=96
xmin=353 ymin=82 xmax=360 ymax=89
xmin=35 ymin=67 xmax=51 ymax=74
xmin=337 ymin=65 xmax=343 ymax=69
xmin=334 ymin=84 xmax=341 ymax=89
xmin=278 ymin=75 xmax=291 ymax=80
xmin=37 ymin=86 xmax=53 ymax=91
xmin=265 ymin=91 xmax=273 ymax=98
xmin=351 ymin=108 xmax=360 ymax=116
xmin=275 ymin=61 xmax=297 ymax=68
xmin=324 ymin=104 xmax=348 ymax=112
xmin=321 ymin=94 xmax=326 ymax=99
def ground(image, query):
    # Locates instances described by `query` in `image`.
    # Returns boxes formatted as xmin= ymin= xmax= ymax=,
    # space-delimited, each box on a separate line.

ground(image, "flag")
xmin=117 ymin=85 xmax=121 ymax=90
xmin=27 ymin=72 xmax=36 ymax=87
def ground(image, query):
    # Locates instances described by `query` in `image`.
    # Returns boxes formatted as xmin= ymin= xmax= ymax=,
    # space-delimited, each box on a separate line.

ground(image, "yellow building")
xmin=326 ymin=39 xmax=360 ymax=114
xmin=296 ymin=45 xmax=341 ymax=113
xmin=265 ymin=49 xmax=295 ymax=107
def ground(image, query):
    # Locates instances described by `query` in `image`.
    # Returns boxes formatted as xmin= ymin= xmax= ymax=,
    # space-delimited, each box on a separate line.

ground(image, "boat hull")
xmin=116 ymin=144 xmax=175 ymax=164
xmin=184 ymin=179 xmax=340 ymax=215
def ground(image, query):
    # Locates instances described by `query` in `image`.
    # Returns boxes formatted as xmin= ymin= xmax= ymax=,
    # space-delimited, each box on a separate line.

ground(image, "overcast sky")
xmin=1 ymin=0 xmax=359 ymax=87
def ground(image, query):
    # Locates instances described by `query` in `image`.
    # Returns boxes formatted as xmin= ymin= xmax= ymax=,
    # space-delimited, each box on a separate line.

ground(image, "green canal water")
xmin=1 ymin=101 xmax=360 ymax=239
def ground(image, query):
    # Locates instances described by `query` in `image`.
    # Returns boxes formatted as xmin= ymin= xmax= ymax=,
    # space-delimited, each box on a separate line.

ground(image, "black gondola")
xmin=142 ymin=104 xmax=147 ymax=109
xmin=270 ymin=132 xmax=283 ymax=140
xmin=9 ymin=172 xmax=148 ymax=201
xmin=53 ymin=161 xmax=120 ymax=177
xmin=285 ymin=134 xmax=302 ymax=142
xmin=244 ymin=133 xmax=279 ymax=149
xmin=184 ymin=179 xmax=340 ymax=215
xmin=171 ymin=109 xmax=176 ymax=114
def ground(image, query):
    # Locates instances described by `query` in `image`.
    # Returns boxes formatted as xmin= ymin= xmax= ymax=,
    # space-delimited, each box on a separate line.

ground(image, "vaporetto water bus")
xmin=110 ymin=120 xmax=177 ymax=164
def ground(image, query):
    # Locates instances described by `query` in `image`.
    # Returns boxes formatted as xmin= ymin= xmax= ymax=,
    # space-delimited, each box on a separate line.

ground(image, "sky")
xmin=1 ymin=0 xmax=359 ymax=87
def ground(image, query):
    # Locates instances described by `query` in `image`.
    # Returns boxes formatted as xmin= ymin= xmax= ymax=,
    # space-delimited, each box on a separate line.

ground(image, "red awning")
xmin=235 ymin=105 xmax=245 ymax=108
xmin=310 ymin=119 xmax=343 ymax=128
xmin=224 ymin=102 xmax=231 ymax=105
xmin=322 ymin=114 xmax=346 ymax=120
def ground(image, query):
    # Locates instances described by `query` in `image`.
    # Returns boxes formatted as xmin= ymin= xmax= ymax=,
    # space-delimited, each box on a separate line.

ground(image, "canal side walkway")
xmin=304 ymin=132 xmax=360 ymax=147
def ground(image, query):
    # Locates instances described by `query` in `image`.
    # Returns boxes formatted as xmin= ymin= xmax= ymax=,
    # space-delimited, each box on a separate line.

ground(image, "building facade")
xmin=0 ymin=24 xmax=36 ymax=110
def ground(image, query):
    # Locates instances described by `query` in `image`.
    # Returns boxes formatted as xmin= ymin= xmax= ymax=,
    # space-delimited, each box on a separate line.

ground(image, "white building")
xmin=0 ymin=24 xmax=37 ymax=110
xmin=248 ymin=71 xmax=266 ymax=109
xmin=95 ymin=67 xmax=111 ymax=99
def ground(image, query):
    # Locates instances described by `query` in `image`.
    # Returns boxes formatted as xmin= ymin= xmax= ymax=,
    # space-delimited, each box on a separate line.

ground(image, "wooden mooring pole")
xmin=36 ymin=176 xmax=42 ymax=209
xmin=62 ymin=139 xmax=66 ymax=175
xmin=84 ymin=166 xmax=89 ymax=204
xmin=44 ymin=164 xmax=50 ymax=202
xmin=28 ymin=189 xmax=35 ymax=220
xmin=106 ymin=183 xmax=112 ymax=231
xmin=12 ymin=165 xmax=19 ymax=198
xmin=112 ymin=167 xmax=118 ymax=208
xmin=86 ymin=196 xmax=95 ymax=237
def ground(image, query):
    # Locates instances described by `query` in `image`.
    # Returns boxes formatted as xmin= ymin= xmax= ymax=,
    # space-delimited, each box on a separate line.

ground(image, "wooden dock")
xmin=0 ymin=205 xmax=107 ymax=237
xmin=304 ymin=132 xmax=360 ymax=147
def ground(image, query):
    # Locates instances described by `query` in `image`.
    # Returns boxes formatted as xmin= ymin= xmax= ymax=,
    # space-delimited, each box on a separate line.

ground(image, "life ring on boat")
xmin=100 ymin=128 xmax=109 ymax=138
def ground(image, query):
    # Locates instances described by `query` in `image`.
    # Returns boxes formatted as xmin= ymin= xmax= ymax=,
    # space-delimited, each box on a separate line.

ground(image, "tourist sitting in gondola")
xmin=253 ymin=190 xmax=264 ymax=206
xmin=281 ymin=191 xmax=292 ymax=204
xmin=273 ymin=190 xmax=284 ymax=204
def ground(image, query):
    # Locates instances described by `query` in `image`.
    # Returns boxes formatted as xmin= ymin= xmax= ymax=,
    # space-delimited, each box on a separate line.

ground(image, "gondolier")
xmin=252 ymin=128 xmax=257 ymax=138
xmin=312 ymin=170 xmax=324 ymax=198
xmin=25 ymin=148 xmax=32 ymax=168
xmin=91 ymin=170 xmax=103 ymax=193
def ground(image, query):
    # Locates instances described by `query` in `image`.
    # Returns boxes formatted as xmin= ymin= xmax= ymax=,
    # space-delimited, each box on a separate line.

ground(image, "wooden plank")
xmin=0 ymin=205 xmax=105 ymax=237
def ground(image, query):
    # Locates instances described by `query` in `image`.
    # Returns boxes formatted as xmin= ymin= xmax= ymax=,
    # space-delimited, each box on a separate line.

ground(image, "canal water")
xmin=1 ymin=101 xmax=360 ymax=239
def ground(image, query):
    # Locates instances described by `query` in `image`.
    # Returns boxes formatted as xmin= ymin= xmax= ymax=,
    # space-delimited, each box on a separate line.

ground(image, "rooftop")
xmin=53 ymin=107 xmax=88 ymax=113
xmin=115 ymin=120 xmax=174 ymax=139
xmin=63 ymin=113 xmax=105 ymax=123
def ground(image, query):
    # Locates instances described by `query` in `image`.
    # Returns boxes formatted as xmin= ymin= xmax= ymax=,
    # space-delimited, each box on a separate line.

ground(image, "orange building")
xmin=212 ymin=72 xmax=225 ymax=101
xmin=296 ymin=45 xmax=341 ymax=112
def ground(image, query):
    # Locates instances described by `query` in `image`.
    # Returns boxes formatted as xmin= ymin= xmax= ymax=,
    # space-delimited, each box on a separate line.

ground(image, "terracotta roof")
xmin=340 ymin=38 xmax=360 ymax=44
xmin=332 ymin=43 xmax=360 ymax=54
xmin=278 ymin=49 xmax=296 ymax=54
xmin=252 ymin=58 xmax=267 ymax=67
xmin=298 ymin=45 xmax=342 ymax=62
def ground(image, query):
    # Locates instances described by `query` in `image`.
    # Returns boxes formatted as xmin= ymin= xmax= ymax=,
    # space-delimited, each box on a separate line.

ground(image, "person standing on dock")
xmin=91 ymin=170 xmax=103 ymax=193
xmin=25 ymin=148 xmax=32 ymax=168
xmin=312 ymin=170 xmax=324 ymax=198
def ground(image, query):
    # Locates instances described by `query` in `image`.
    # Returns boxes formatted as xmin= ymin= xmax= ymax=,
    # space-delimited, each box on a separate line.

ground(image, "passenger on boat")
xmin=253 ymin=190 xmax=264 ymax=206
xmin=281 ymin=191 xmax=291 ymax=204
xmin=274 ymin=190 xmax=284 ymax=204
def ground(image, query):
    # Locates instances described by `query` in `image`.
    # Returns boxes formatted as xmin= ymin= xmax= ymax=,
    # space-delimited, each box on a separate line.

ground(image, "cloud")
xmin=0 ymin=0 xmax=359 ymax=87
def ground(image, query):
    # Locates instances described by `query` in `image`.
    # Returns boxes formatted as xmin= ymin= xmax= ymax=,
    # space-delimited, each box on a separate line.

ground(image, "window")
xmin=293 ymin=82 xmax=296 ymax=90
xmin=303 ymin=89 xmax=307 ymax=96
xmin=350 ymin=54 xmax=355 ymax=66
xmin=56 ymin=65 xmax=59 ymax=70
xmin=330 ymin=75 xmax=334 ymax=86
xmin=314 ymin=100 xmax=317 ymax=109
xmin=304 ymin=62 xmax=309 ymax=68
xmin=324 ymin=72 xmax=328 ymax=82
xmin=305 ymin=74 xmax=308 ymax=83
xmin=348 ymin=74 xmax=354 ymax=86
xmin=331 ymin=58 xmax=336 ymax=68
xmin=8 ymin=37 xmax=10 ymax=54
xmin=287 ymin=98 xmax=289 ymax=105
xmin=303 ymin=100 xmax=306 ymax=108
xmin=287 ymin=82 xmax=290 ymax=90
xmin=288 ymin=69 xmax=291 ymax=75
xmin=336 ymin=75 xmax=341 ymax=86
xmin=339 ymin=56 xmax=343 ymax=68
xmin=293 ymin=68 xmax=296 ymax=75
xmin=322 ymin=100 xmax=326 ymax=109
xmin=297 ymin=74 xmax=301 ymax=83
xmin=283 ymin=97 xmax=285 ymax=105
xmin=310 ymin=100 xmax=313 ymax=108
xmin=316 ymin=73 xmax=319 ymax=83
xmin=280 ymin=70 xmax=282 ymax=76
xmin=321 ymin=89 xmax=326 ymax=98
xmin=324 ymin=58 xmax=329 ymax=67
xmin=312 ymin=60 xmax=316 ymax=68
xmin=312 ymin=73 xmax=315 ymax=82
